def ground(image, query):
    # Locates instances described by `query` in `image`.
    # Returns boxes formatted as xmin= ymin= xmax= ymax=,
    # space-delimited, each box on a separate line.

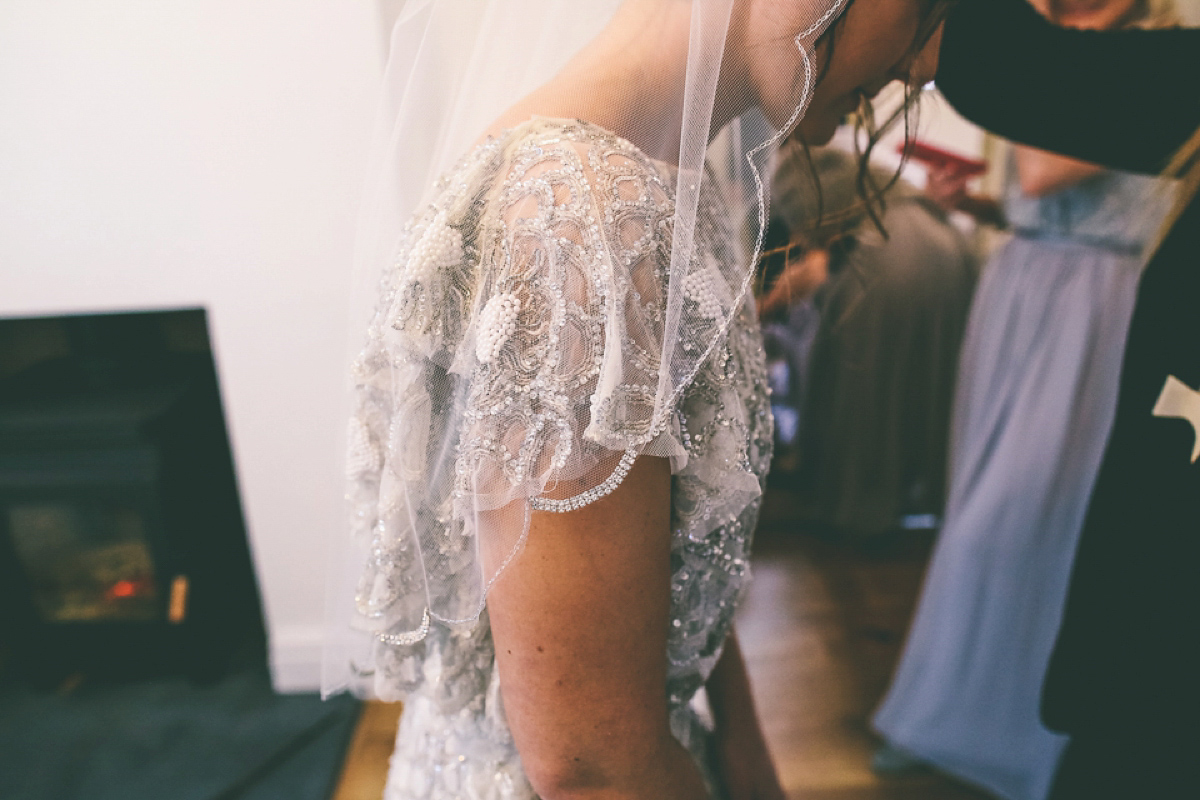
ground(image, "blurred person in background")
xmin=872 ymin=1 xmax=1180 ymax=799
xmin=756 ymin=146 xmax=863 ymax=471
xmin=934 ymin=0 xmax=1200 ymax=794
xmin=762 ymin=143 xmax=977 ymax=539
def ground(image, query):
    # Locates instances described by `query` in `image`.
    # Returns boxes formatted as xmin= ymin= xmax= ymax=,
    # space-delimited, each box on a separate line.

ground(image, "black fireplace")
xmin=0 ymin=309 xmax=265 ymax=686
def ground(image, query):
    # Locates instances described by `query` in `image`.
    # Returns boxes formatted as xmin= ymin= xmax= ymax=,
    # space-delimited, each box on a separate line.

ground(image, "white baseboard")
xmin=268 ymin=623 xmax=325 ymax=693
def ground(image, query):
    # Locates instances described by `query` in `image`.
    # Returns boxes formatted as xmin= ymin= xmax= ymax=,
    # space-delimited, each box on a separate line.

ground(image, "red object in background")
xmin=105 ymin=578 xmax=153 ymax=601
xmin=899 ymin=140 xmax=988 ymax=177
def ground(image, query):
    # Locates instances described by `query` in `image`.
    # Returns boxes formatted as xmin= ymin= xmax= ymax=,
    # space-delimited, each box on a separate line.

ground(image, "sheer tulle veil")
xmin=323 ymin=0 xmax=848 ymax=698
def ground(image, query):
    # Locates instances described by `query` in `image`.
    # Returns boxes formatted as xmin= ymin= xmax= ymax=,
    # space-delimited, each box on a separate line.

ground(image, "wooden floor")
xmin=331 ymin=699 xmax=403 ymax=800
xmin=331 ymin=487 xmax=991 ymax=799
xmin=740 ymin=491 xmax=989 ymax=799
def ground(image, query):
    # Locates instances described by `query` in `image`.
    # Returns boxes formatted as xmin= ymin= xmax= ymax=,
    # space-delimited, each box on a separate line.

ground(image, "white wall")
xmin=0 ymin=1 xmax=386 ymax=691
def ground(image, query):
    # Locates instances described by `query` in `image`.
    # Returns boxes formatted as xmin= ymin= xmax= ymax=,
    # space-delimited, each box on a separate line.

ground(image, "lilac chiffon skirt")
xmin=873 ymin=233 xmax=1143 ymax=800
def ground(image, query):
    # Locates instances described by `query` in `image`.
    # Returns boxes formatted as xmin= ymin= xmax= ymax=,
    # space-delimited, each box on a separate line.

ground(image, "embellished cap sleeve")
xmin=454 ymin=125 xmax=689 ymax=517
xmin=344 ymin=120 xmax=768 ymax=700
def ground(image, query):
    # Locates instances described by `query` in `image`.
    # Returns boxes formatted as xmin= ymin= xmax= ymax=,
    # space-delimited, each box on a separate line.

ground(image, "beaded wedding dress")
xmin=346 ymin=117 xmax=773 ymax=800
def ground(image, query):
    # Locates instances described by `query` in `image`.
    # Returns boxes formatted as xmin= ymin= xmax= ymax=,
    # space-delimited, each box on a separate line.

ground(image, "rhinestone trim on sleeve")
xmin=528 ymin=448 xmax=638 ymax=512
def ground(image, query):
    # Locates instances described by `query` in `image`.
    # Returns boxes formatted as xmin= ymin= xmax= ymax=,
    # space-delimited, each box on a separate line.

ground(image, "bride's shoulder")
xmin=484 ymin=118 xmax=673 ymax=206
xmin=419 ymin=117 xmax=672 ymax=237
xmin=462 ymin=118 xmax=675 ymax=257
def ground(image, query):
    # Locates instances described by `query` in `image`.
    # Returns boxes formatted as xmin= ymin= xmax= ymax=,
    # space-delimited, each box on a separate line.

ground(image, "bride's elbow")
xmin=519 ymin=732 xmax=671 ymax=800
xmin=522 ymin=757 xmax=611 ymax=800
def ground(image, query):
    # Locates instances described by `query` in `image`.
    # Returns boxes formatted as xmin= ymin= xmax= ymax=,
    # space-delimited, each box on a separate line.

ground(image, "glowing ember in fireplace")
xmin=104 ymin=578 xmax=153 ymax=602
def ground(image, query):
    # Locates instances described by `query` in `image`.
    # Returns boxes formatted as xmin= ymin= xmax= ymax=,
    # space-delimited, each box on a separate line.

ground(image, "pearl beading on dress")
xmin=476 ymin=293 xmax=521 ymax=364
xmin=345 ymin=416 xmax=381 ymax=479
xmin=405 ymin=211 xmax=464 ymax=284
xmin=683 ymin=266 xmax=724 ymax=319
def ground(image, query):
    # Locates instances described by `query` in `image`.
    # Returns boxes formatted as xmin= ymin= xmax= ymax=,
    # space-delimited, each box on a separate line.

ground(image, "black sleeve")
xmin=935 ymin=0 xmax=1200 ymax=175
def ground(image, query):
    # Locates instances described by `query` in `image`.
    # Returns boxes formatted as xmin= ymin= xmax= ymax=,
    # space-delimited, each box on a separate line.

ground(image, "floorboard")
xmin=743 ymin=491 xmax=989 ymax=798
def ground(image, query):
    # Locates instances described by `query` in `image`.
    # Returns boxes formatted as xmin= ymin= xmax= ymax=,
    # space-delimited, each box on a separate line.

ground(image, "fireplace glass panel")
xmin=8 ymin=502 xmax=161 ymax=622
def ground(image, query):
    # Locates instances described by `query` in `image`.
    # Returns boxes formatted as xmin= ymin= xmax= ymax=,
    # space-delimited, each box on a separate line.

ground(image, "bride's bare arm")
xmin=706 ymin=633 xmax=787 ymax=800
xmin=487 ymin=455 xmax=710 ymax=800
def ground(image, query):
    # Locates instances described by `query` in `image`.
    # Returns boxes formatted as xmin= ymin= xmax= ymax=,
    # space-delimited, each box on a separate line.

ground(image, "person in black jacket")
xmin=934 ymin=0 xmax=1200 ymax=796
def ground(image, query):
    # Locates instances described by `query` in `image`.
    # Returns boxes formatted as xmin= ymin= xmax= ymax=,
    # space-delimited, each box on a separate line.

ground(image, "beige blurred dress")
xmin=795 ymin=194 xmax=977 ymax=537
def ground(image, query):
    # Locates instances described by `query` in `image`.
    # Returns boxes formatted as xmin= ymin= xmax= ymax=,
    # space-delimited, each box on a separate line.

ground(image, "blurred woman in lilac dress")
xmin=872 ymin=2 xmax=1179 ymax=798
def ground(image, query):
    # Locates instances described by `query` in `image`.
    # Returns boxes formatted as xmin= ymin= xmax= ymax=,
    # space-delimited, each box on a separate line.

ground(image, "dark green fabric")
xmin=0 ymin=671 xmax=360 ymax=800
